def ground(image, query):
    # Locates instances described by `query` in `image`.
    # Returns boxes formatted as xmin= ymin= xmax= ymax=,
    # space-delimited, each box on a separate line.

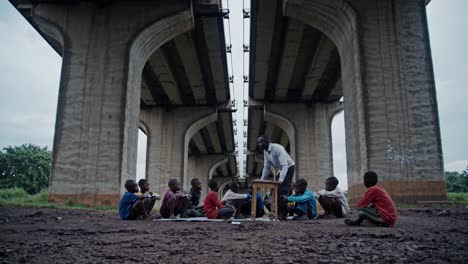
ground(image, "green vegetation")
xmin=445 ymin=167 xmax=468 ymax=193
xmin=0 ymin=188 xmax=115 ymax=211
xmin=447 ymin=192 xmax=468 ymax=204
xmin=0 ymin=144 xmax=51 ymax=194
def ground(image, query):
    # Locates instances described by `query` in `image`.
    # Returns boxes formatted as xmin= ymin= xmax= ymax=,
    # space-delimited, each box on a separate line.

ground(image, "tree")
xmin=445 ymin=166 xmax=468 ymax=193
xmin=0 ymin=144 xmax=51 ymax=194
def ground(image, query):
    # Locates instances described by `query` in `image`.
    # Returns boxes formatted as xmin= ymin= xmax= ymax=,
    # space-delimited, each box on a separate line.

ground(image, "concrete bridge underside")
xmin=247 ymin=0 xmax=446 ymax=204
xmin=10 ymin=0 xmax=237 ymax=206
xmin=9 ymin=0 xmax=446 ymax=206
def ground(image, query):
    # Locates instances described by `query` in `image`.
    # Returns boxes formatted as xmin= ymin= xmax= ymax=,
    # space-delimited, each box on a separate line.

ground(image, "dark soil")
xmin=0 ymin=207 xmax=467 ymax=263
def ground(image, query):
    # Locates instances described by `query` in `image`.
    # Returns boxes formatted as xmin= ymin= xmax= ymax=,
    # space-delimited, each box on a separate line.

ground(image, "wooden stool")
xmin=251 ymin=180 xmax=280 ymax=220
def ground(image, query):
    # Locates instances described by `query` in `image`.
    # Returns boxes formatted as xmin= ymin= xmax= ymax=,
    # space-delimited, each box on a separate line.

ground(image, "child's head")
xmin=294 ymin=178 xmax=308 ymax=194
xmin=325 ymin=176 xmax=339 ymax=191
xmin=208 ymin=179 xmax=218 ymax=192
xmin=168 ymin=179 xmax=181 ymax=192
xmin=138 ymin=179 xmax=150 ymax=193
xmin=229 ymin=182 xmax=239 ymax=193
xmin=191 ymin=178 xmax=201 ymax=191
xmin=247 ymin=183 xmax=253 ymax=194
xmin=363 ymin=171 xmax=378 ymax=188
xmin=124 ymin=179 xmax=138 ymax=193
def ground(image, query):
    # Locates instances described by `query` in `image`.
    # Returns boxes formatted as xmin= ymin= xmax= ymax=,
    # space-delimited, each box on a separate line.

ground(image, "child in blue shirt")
xmin=284 ymin=178 xmax=317 ymax=220
xmin=118 ymin=179 xmax=150 ymax=220
xmin=240 ymin=183 xmax=265 ymax=218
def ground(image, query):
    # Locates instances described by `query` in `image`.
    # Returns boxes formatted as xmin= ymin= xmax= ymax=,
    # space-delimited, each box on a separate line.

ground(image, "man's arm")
xmin=260 ymin=151 xmax=271 ymax=180
xmin=277 ymin=147 xmax=289 ymax=183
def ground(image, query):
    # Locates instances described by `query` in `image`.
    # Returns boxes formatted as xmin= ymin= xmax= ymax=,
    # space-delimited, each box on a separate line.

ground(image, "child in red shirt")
xmin=345 ymin=171 xmax=397 ymax=227
xmin=204 ymin=179 xmax=235 ymax=219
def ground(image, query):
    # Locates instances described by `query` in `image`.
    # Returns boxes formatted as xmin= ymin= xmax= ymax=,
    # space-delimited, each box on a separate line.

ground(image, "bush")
xmin=447 ymin=192 xmax=468 ymax=203
xmin=0 ymin=144 xmax=51 ymax=194
xmin=0 ymin=188 xmax=28 ymax=200
xmin=445 ymin=168 xmax=468 ymax=193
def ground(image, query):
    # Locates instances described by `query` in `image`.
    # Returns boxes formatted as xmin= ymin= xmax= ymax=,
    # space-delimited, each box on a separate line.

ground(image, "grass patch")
xmin=447 ymin=192 xmax=468 ymax=204
xmin=0 ymin=188 xmax=116 ymax=211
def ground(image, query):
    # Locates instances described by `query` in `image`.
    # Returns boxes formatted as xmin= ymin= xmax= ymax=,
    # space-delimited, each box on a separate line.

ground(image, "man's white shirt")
xmin=260 ymin=143 xmax=295 ymax=182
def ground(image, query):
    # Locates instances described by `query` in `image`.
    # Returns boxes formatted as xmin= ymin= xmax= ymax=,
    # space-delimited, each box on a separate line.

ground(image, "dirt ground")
xmin=0 ymin=207 xmax=467 ymax=264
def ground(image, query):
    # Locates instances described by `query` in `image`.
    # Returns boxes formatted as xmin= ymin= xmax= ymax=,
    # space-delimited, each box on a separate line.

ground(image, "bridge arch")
xmin=122 ymin=11 xmax=194 ymax=193
xmin=183 ymin=112 xmax=219 ymax=189
xmin=283 ymin=0 xmax=368 ymax=185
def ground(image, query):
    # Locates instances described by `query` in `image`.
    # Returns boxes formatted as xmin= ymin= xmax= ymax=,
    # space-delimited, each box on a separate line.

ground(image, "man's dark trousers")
xmin=277 ymin=165 xmax=295 ymax=217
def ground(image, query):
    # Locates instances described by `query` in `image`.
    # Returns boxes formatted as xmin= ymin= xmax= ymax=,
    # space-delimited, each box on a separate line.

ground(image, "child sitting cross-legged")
xmin=282 ymin=178 xmax=317 ymax=220
xmin=240 ymin=183 xmax=265 ymax=218
xmin=137 ymin=179 xmax=160 ymax=216
xmin=221 ymin=182 xmax=248 ymax=217
xmin=118 ymin=179 xmax=151 ymax=220
xmin=315 ymin=176 xmax=350 ymax=219
xmin=185 ymin=178 xmax=205 ymax=217
xmin=160 ymin=179 xmax=189 ymax=219
xmin=345 ymin=171 xmax=397 ymax=227
xmin=204 ymin=179 xmax=235 ymax=219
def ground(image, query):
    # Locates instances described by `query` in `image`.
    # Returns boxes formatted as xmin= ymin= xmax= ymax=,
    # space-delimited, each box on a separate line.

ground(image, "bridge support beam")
xmin=346 ymin=0 xmax=446 ymax=204
xmin=284 ymin=0 xmax=446 ymax=204
xmin=33 ymin=1 xmax=193 ymax=207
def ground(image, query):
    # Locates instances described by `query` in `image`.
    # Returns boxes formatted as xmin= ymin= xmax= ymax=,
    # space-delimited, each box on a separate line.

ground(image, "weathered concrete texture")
xmin=344 ymin=0 xmax=445 ymax=203
xmin=282 ymin=0 xmax=445 ymax=204
xmin=30 ymin=1 xmax=192 ymax=206
xmin=266 ymin=102 xmax=343 ymax=191
xmin=348 ymin=181 xmax=447 ymax=205
xmin=139 ymin=107 xmax=216 ymax=203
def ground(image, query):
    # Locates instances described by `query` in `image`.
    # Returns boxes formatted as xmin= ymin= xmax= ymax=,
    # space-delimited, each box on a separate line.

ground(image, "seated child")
xmin=185 ymin=178 xmax=204 ymax=217
xmin=159 ymin=179 xmax=189 ymax=219
xmin=240 ymin=184 xmax=265 ymax=218
xmin=204 ymin=179 xmax=235 ymax=219
xmin=345 ymin=171 xmax=397 ymax=227
xmin=137 ymin=179 xmax=160 ymax=215
xmin=221 ymin=182 xmax=248 ymax=217
xmin=283 ymin=178 xmax=317 ymax=220
xmin=316 ymin=176 xmax=350 ymax=218
xmin=118 ymin=179 xmax=150 ymax=220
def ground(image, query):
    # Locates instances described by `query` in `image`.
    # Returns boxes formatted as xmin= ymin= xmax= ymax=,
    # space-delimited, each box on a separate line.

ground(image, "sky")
xmin=1 ymin=1 xmax=467 ymax=190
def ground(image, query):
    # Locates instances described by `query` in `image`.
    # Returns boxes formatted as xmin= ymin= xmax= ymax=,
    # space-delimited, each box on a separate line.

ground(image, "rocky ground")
xmin=0 ymin=206 xmax=467 ymax=263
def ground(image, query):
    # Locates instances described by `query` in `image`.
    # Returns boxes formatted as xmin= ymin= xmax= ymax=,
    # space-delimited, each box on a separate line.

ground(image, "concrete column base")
xmin=348 ymin=181 xmax=447 ymax=205
xmin=48 ymin=194 xmax=121 ymax=207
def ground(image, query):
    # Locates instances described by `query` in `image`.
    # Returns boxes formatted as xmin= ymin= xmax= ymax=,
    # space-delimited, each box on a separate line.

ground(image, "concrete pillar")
xmin=139 ymin=107 xmax=216 ymax=202
xmin=31 ymin=1 xmax=193 ymax=206
xmin=343 ymin=0 xmax=446 ymax=204
xmin=267 ymin=102 xmax=343 ymax=191
xmin=284 ymin=0 xmax=446 ymax=204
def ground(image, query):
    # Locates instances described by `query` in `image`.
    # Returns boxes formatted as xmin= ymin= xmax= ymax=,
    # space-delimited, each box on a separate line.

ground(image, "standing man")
xmin=257 ymin=135 xmax=295 ymax=219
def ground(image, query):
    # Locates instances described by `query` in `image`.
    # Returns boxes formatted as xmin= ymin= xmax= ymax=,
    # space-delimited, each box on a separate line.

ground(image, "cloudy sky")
xmin=1 ymin=1 xmax=467 ymax=190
